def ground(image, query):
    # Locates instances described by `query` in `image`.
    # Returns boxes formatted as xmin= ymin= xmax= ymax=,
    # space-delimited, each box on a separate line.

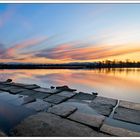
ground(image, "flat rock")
xmin=19 ymin=90 xmax=37 ymax=96
xmin=30 ymin=92 xmax=51 ymax=99
xmin=89 ymin=96 xmax=117 ymax=116
xmin=9 ymin=96 xmax=36 ymax=106
xmin=8 ymin=87 xmax=26 ymax=94
xmin=57 ymin=91 xmax=76 ymax=98
xmin=68 ymin=111 xmax=105 ymax=129
xmin=113 ymin=106 xmax=140 ymax=125
xmin=72 ymin=92 xmax=96 ymax=100
xmin=12 ymin=112 xmax=108 ymax=137
xmin=44 ymin=95 xmax=68 ymax=104
xmin=119 ymin=100 xmax=140 ymax=111
xmin=24 ymin=99 xmax=52 ymax=112
xmin=34 ymin=87 xmax=61 ymax=94
xmin=100 ymin=118 xmax=140 ymax=137
xmin=23 ymin=96 xmax=36 ymax=104
xmin=48 ymin=103 xmax=77 ymax=117
xmin=23 ymin=84 xmax=40 ymax=89
xmin=11 ymin=83 xmax=40 ymax=89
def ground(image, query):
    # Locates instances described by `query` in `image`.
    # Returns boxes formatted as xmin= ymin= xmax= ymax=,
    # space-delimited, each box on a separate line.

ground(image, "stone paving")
xmin=0 ymin=80 xmax=139 ymax=137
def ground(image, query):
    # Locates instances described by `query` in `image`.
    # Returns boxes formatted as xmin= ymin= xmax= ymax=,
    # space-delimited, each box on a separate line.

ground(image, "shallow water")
xmin=0 ymin=68 xmax=140 ymax=103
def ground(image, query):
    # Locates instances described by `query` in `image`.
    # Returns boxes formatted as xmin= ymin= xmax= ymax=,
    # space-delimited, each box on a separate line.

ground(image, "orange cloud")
xmin=34 ymin=43 xmax=140 ymax=62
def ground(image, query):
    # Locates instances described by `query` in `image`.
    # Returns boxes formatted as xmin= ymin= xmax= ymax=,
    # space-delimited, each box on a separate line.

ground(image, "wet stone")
xmin=72 ymin=92 xmax=96 ymax=101
xmin=68 ymin=111 xmax=105 ymax=129
xmin=100 ymin=118 xmax=140 ymax=137
xmin=12 ymin=112 xmax=108 ymax=137
xmin=113 ymin=106 xmax=140 ymax=125
xmin=48 ymin=103 xmax=77 ymax=117
xmin=44 ymin=95 xmax=68 ymax=104
xmin=57 ymin=91 xmax=76 ymax=98
xmin=34 ymin=87 xmax=61 ymax=94
xmin=89 ymin=96 xmax=117 ymax=116
xmin=23 ymin=84 xmax=40 ymax=90
xmin=30 ymin=92 xmax=51 ymax=99
xmin=19 ymin=90 xmax=37 ymax=96
xmin=8 ymin=87 xmax=26 ymax=94
xmin=23 ymin=96 xmax=36 ymax=105
xmin=24 ymin=99 xmax=52 ymax=112
xmin=119 ymin=100 xmax=140 ymax=110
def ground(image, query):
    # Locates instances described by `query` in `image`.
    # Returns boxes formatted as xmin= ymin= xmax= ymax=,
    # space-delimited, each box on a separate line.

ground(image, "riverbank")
xmin=0 ymin=79 xmax=140 ymax=137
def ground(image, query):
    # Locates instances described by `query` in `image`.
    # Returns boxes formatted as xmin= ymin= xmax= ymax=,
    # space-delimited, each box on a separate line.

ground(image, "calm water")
xmin=0 ymin=68 xmax=140 ymax=103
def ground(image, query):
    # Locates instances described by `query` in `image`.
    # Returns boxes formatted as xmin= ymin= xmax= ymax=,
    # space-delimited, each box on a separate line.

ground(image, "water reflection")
xmin=0 ymin=68 xmax=140 ymax=103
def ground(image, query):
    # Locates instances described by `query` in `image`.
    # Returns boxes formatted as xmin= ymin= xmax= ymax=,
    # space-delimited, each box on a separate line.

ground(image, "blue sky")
xmin=0 ymin=4 xmax=140 ymax=63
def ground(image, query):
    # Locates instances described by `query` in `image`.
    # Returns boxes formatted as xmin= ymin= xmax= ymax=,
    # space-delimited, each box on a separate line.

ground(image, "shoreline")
xmin=0 ymin=79 xmax=140 ymax=137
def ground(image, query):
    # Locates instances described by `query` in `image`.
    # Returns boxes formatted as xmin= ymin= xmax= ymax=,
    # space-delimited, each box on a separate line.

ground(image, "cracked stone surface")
xmin=57 ymin=91 xmax=76 ymax=98
xmin=68 ymin=111 xmax=105 ymax=129
xmin=48 ymin=103 xmax=77 ymax=117
xmin=89 ymin=96 xmax=117 ymax=116
xmin=119 ymin=100 xmax=140 ymax=110
xmin=72 ymin=92 xmax=96 ymax=100
xmin=44 ymin=95 xmax=68 ymax=104
xmin=24 ymin=99 xmax=52 ymax=112
xmin=12 ymin=112 xmax=109 ymax=137
xmin=34 ymin=87 xmax=61 ymax=94
xmin=113 ymin=106 xmax=140 ymax=125
xmin=100 ymin=118 xmax=140 ymax=137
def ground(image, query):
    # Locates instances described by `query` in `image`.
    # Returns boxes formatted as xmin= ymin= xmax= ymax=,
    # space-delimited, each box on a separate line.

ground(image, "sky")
xmin=0 ymin=3 xmax=140 ymax=64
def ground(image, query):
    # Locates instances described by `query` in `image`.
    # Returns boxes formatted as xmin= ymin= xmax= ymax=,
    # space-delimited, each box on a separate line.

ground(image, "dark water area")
xmin=0 ymin=91 xmax=36 ymax=135
xmin=0 ymin=68 xmax=140 ymax=103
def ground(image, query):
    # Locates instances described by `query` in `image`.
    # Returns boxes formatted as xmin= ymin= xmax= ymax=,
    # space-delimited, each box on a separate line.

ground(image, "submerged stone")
xmin=113 ymin=106 xmax=140 ymax=125
xmin=72 ymin=92 xmax=96 ymax=100
xmin=48 ymin=103 xmax=77 ymax=117
xmin=56 ymin=85 xmax=77 ymax=92
xmin=89 ymin=96 xmax=117 ymax=116
xmin=57 ymin=91 xmax=76 ymax=98
xmin=24 ymin=99 xmax=52 ymax=112
xmin=119 ymin=100 xmax=140 ymax=110
xmin=100 ymin=118 xmax=140 ymax=137
xmin=44 ymin=95 xmax=68 ymax=104
xmin=68 ymin=111 xmax=105 ymax=129
xmin=34 ymin=87 xmax=60 ymax=94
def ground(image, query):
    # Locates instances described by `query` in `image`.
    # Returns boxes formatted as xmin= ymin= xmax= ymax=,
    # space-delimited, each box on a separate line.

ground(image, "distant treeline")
xmin=0 ymin=60 xmax=140 ymax=69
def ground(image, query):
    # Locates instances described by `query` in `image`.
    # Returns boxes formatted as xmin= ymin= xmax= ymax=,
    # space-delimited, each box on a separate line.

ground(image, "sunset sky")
xmin=0 ymin=3 xmax=140 ymax=64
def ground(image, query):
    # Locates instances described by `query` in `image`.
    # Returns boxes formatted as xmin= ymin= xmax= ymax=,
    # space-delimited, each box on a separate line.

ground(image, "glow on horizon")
xmin=0 ymin=4 xmax=140 ymax=63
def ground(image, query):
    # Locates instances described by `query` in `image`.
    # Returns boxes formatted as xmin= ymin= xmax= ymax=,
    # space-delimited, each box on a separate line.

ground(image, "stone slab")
xmin=91 ymin=96 xmax=117 ymax=107
xmin=30 ymin=92 xmax=51 ymax=99
xmin=19 ymin=90 xmax=37 ymax=96
xmin=100 ymin=118 xmax=140 ymax=137
xmin=24 ymin=99 xmax=52 ymax=112
xmin=68 ymin=111 xmax=105 ymax=129
xmin=48 ymin=103 xmax=77 ymax=117
xmin=119 ymin=100 xmax=140 ymax=111
xmin=57 ymin=91 xmax=76 ymax=98
xmin=8 ymin=87 xmax=26 ymax=94
xmin=114 ymin=106 xmax=140 ymax=125
xmin=89 ymin=96 xmax=117 ymax=116
xmin=34 ymin=87 xmax=61 ymax=94
xmin=10 ymin=96 xmax=36 ymax=106
xmin=72 ymin=92 xmax=96 ymax=100
xmin=12 ymin=112 xmax=108 ymax=137
xmin=23 ymin=84 xmax=40 ymax=89
xmin=44 ymin=95 xmax=68 ymax=104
